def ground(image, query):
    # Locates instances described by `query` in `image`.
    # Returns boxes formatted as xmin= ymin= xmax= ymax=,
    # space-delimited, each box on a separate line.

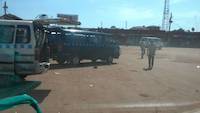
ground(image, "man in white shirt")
xmin=147 ymin=40 xmax=156 ymax=70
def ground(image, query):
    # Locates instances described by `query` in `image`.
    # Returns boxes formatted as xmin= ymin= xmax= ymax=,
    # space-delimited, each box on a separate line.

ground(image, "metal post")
xmin=125 ymin=20 xmax=127 ymax=29
xmin=169 ymin=13 xmax=173 ymax=31
xmin=3 ymin=1 xmax=8 ymax=15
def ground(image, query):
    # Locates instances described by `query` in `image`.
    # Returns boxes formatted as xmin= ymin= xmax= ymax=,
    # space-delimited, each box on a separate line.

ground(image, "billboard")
xmin=57 ymin=14 xmax=78 ymax=22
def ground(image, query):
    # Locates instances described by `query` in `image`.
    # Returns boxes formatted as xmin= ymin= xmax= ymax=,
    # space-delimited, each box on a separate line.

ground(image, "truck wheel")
xmin=92 ymin=59 xmax=97 ymax=63
xmin=57 ymin=59 xmax=65 ymax=64
xmin=72 ymin=56 xmax=80 ymax=65
xmin=106 ymin=56 xmax=113 ymax=64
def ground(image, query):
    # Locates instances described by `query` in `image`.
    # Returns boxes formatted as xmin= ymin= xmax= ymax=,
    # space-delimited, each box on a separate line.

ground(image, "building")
xmin=88 ymin=28 xmax=200 ymax=48
xmin=0 ymin=14 xmax=22 ymax=20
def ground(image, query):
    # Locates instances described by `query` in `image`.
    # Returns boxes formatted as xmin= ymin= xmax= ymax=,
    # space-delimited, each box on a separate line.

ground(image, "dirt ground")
xmin=3 ymin=46 xmax=200 ymax=113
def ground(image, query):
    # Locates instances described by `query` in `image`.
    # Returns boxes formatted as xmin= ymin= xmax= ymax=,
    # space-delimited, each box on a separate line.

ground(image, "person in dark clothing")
xmin=147 ymin=40 xmax=156 ymax=69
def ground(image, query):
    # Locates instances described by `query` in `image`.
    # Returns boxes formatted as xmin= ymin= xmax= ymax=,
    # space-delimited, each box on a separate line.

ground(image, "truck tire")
xmin=106 ymin=56 xmax=113 ymax=64
xmin=72 ymin=56 xmax=80 ymax=65
xmin=57 ymin=59 xmax=65 ymax=64
xmin=92 ymin=59 xmax=97 ymax=63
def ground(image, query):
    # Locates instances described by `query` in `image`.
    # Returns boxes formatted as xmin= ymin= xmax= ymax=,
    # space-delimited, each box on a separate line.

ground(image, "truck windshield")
xmin=0 ymin=25 xmax=15 ymax=43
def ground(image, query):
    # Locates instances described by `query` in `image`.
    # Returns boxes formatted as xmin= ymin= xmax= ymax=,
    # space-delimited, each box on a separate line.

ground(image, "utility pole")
xmin=125 ymin=20 xmax=127 ymax=29
xmin=162 ymin=0 xmax=170 ymax=31
xmin=3 ymin=1 xmax=8 ymax=15
xmin=169 ymin=13 xmax=173 ymax=31
xmin=100 ymin=21 xmax=103 ymax=28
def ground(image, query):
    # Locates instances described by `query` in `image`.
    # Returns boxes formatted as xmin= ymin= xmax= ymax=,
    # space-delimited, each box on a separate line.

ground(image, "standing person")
xmin=147 ymin=40 xmax=156 ymax=70
xmin=139 ymin=41 xmax=146 ymax=59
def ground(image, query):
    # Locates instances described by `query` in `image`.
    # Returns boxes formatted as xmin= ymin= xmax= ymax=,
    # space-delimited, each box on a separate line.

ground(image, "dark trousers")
xmin=148 ymin=55 xmax=154 ymax=69
xmin=141 ymin=47 xmax=145 ymax=59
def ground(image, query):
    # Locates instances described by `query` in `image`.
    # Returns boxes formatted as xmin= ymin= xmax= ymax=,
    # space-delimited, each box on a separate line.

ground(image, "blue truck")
xmin=47 ymin=27 xmax=120 ymax=65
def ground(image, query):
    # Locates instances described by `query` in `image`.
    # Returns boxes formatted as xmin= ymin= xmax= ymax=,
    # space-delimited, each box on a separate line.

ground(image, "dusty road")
xmin=3 ymin=46 xmax=200 ymax=113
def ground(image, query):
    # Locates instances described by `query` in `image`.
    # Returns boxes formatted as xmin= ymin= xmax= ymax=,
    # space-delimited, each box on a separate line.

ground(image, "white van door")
xmin=15 ymin=25 xmax=35 ymax=75
xmin=0 ymin=25 xmax=15 ymax=75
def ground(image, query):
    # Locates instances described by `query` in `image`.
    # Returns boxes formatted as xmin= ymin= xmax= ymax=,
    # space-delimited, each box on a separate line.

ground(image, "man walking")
xmin=139 ymin=41 xmax=146 ymax=59
xmin=147 ymin=40 xmax=156 ymax=70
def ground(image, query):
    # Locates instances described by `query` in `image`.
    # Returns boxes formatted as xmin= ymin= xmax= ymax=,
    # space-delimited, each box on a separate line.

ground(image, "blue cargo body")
xmin=47 ymin=27 xmax=120 ymax=65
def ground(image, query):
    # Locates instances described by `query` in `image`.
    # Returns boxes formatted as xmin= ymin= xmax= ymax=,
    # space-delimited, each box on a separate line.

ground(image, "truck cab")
xmin=0 ymin=20 xmax=50 ymax=79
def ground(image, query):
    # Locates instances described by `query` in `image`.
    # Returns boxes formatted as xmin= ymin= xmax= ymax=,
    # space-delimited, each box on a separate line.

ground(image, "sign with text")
xmin=57 ymin=14 xmax=78 ymax=22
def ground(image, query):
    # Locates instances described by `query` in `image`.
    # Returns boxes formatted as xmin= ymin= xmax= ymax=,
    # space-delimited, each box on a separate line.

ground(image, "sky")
xmin=1 ymin=0 xmax=200 ymax=31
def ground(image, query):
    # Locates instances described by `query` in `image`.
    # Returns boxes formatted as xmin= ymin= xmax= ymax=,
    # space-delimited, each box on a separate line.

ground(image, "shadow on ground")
xmin=28 ymin=89 xmax=51 ymax=103
xmin=0 ymin=80 xmax=41 ymax=99
xmin=143 ymin=67 xmax=152 ymax=71
xmin=50 ymin=62 xmax=117 ymax=70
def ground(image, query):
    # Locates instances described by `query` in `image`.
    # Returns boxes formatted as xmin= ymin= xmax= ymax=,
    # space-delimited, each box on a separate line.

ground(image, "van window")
xmin=0 ymin=25 xmax=15 ymax=43
xmin=90 ymin=35 xmax=98 ymax=44
xmin=16 ymin=25 xmax=31 ymax=43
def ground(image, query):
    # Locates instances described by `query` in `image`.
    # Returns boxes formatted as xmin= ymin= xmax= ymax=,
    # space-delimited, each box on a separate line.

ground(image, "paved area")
xmin=2 ymin=46 xmax=200 ymax=113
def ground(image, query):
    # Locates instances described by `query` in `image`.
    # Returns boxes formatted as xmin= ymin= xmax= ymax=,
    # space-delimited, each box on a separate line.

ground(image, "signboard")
xmin=35 ymin=14 xmax=81 ymax=25
xmin=57 ymin=14 xmax=78 ymax=22
xmin=35 ymin=18 xmax=81 ymax=25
